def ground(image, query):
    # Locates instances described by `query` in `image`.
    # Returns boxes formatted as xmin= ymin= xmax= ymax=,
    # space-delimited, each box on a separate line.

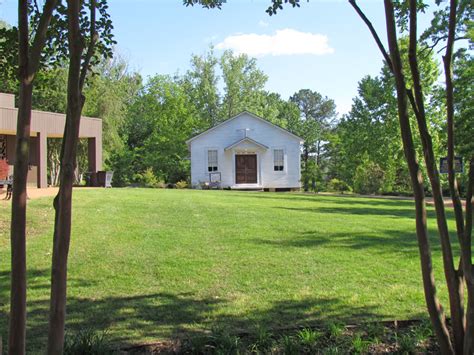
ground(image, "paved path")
xmin=0 ymin=186 xmax=99 ymax=201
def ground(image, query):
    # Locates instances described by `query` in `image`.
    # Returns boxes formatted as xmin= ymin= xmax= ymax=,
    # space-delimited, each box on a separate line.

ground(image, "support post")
xmin=87 ymin=136 xmax=102 ymax=172
xmin=37 ymin=131 xmax=47 ymax=188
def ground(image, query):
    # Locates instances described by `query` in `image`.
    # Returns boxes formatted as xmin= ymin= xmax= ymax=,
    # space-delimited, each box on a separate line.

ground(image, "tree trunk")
xmin=383 ymin=1 xmax=454 ymax=353
xmin=442 ymin=2 xmax=474 ymax=353
xmin=463 ymin=159 xmax=474 ymax=354
xmin=9 ymin=1 xmax=58 ymax=353
xmin=47 ymin=0 xmax=97 ymax=352
xmin=303 ymin=144 xmax=309 ymax=192
xmin=407 ymin=1 xmax=464 ymax=351
xmin=9 ymin=80 xmax=32 ymax=355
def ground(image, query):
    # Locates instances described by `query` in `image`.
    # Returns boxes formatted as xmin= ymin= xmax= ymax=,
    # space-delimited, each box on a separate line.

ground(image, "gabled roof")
xmin=186 ymin=111 xmax=304 ymax=144
xmin=224 ymin=137 xmax=269 ymax=151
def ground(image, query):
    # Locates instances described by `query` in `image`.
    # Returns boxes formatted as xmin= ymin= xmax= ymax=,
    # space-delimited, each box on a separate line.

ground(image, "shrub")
xmin=176 ymin=180 xmax=188 ymax=189
xmin=134 ymin=168 xmax=164 ymax=188
xmin=327 ymin=178 xmax=351 ymax=194
xmin=64 ymin=328 xmax=113 ymax=355
xmin=353 ymin=161 xmax=385 ymax=194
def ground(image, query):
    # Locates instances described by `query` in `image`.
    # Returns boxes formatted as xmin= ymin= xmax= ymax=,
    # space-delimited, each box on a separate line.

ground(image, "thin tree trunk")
xmin=443 ymin=2 xmax=474 ymax=354
xmin=9 ymin=1 xmax=57 ymax=353
xmin=463 ymin=159 xmax=474 ymax=354
xmin=47 ymin=0 xmax=97 ymax=352
xmin=303 ymin=144 xmax=309 ymax=191
xmin=383 ymin=1 xmax=454 ymax=353
xmin=407 ymin=1 xmax=464 ymax=351
xmin=443 ymin=0 xmax=465 ymax=243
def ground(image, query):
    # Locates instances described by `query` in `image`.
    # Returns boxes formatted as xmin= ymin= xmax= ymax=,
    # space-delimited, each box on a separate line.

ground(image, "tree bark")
xmin=8 ymin=1 xmax=57 ymax=353
xmin=463 ymin=159 xmax=474 ymax=354
xmin=47 ymin=0 xmax=96 ymax=352
xmin=407 ymin=1 xmax=464 ymax=352
xmin=443 ymin=2 xmax=474 ymax=354
xmin=443 ymin=0 xmax=465 ymax=244
xmin=303 ymin=144 xmax=309 ymax=191
xmin=383 ymin=1 xmax=454 ymax=353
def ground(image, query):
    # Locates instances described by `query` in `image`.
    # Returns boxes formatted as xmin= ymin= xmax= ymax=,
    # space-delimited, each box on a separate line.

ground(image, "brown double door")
xmin=235 ymin=154 xmax=257 ymax=184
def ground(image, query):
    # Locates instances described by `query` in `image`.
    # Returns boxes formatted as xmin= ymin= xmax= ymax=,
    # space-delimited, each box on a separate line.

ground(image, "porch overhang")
xmin=224 ymin=137 xmax=268 ymax=151
xmin=0 ymin=92 xmax=102 ymax=188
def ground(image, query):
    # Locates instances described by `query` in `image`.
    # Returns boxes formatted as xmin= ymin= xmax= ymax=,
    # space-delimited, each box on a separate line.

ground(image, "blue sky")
xmin=0 ymin=0 xmax=435 ymax=115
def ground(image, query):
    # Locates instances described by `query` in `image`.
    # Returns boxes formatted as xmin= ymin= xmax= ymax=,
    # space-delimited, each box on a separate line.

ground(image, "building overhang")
xmin=224 ymin=137 xmax=269 ymax=151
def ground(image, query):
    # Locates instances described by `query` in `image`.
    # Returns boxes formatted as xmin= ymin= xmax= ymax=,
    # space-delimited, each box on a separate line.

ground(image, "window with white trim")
xmin=208 ymin=149 xmax=218 ymax=172
xmin=274 ymin=149 xmax=284 ymax=171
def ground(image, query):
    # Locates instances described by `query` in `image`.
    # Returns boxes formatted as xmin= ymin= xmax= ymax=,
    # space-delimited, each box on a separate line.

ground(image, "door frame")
xmin=231 ymin=150 xmax=262 ymax=186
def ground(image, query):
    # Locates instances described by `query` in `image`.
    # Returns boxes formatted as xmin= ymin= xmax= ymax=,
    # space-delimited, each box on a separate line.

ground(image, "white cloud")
xmin=258 ymin=20 xmax=269 ymax=28
xmin=216 ymin=28 xmax=334 ymax=57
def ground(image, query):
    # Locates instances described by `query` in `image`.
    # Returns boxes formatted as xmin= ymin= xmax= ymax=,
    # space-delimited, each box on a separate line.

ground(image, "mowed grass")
xmin=0 ymin=189 xmax=458 ymax=351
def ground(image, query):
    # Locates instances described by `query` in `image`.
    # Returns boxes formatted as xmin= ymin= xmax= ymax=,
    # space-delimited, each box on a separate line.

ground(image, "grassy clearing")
xmin=0 ymin=189 xmax=458 ymax=351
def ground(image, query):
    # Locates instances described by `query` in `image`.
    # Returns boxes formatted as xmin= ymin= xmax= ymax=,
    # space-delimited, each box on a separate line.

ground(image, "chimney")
xmin=0 ymin=93 xmax=15 ymax=108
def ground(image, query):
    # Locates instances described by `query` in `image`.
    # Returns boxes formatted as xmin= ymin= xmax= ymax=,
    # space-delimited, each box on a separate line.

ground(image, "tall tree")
xmin=46 ymin=0 xmax=114 ymax=352
xmin=0 ymin=2 xmax=59 ymax=353
xmin=290 ymin=89 xmax=336 ymax=191
xmin=349 ymin=0 xmax=473 ymax=352
xmin=185 ymin=48 xmax=220 ymax=127
xmin=220 ymin=50 xmax=268 ymax=118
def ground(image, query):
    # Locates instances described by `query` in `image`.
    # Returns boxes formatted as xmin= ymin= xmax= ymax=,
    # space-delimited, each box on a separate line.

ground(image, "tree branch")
xmin=349 ymin=0 xmax=422 ymax=119
xmin=349 ymin=0 xmax=393 ymax=71
xmin=28 ymin=0 xmax=59 ymax=77
xmin=79 ymin=0 xmax=97 ymax=91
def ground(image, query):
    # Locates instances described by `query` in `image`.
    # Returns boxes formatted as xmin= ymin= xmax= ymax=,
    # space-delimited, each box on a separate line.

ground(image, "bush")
xmin=134 ymin=168 xmax=164 ymax=188
xmin=175 ymin=180 xmax=188 ymax=189
xmin=353 ymin=161 xmax=385 ymax=194
xmin=327 ymin=178 xmax=351 ymax=193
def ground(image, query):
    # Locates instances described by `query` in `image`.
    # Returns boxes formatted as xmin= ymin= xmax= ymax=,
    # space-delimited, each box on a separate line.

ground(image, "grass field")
xmin=0 ymin=189 xmax=458 ymax=351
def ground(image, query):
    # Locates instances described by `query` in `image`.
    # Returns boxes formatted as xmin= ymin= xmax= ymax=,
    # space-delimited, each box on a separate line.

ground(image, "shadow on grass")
xmin=249 ymin=226 xmax=458 ymax=257
xmin=250 ymin=230 xmax=421 ymax=253
xmin=246 ymin=193 xmax=453 ymax=220
xmin=243 ymin=192 xmax=416 ymax=207
xmin=0 ymin=268 xmax=399 ymax=351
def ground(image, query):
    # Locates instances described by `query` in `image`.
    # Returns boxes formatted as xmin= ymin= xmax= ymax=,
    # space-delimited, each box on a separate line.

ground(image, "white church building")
xmin=187 ymin=111 xmax=303 ymax=190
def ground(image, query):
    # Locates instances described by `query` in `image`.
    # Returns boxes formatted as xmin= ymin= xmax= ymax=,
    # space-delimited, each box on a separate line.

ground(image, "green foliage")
xmin=353 ymin=160 xmax=385 ymax=195
xmin=327 ymin=322 xmax=345 ymax=340
xmin=351 ymin=333 xmax=370 ymax=354
xmin=175 ymin=180 xmax=188 ymax=189
xmin=249 ymin=325 xmax=273 ymax=352
xmin=119 ymin=74 xmax=196 ymax=183
xmin=220 ymin=50 xmax=268 ymax=118
xmin=279 ymin=335 xmax=300 ymax=354
xmin=453 ymin=50 xmax=474 ymax=159
xmin=185 ymin=48 xmax=220 ymax=127
xmin=83 ymin=55 xmax=142 ymax=163
xmin=63 ymin=329 xmax=113 ymax=355
xmin=134 ymin=168 xmax=163 ymax=188
xmin=327 ymin=178 xmax=351 ymax=194
xmin=296 ymin=327 xmax=321 ymax=351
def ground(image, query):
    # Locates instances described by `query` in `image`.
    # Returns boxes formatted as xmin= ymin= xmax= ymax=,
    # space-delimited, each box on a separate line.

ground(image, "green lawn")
xmin=0 ymin=189 xmax=457 ymax=351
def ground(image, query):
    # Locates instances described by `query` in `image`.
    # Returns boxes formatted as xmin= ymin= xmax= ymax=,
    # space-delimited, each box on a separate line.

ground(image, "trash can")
xmin=85 ymin=172 xmax=98 ymax=187
xmin=97 ymin=171 xmax=113 ymax=188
